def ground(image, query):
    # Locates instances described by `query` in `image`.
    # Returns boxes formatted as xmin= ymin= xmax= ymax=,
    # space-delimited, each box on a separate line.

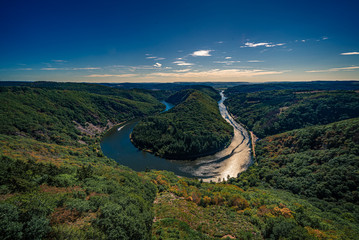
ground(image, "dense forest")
xmin=1 ymin=81 xmax=359 ymax=239
xmin=232 ymin=118 xmax=359 ymax=203
xmin=225 ymin=89 xmax=359 ymax=138
xmin=0 ymin=85 xmax=163 ymax=146
xmin=0 ymin=83 xmax=164 ymax=239
xmin=131 ymin=89 xmax=233 ymax=159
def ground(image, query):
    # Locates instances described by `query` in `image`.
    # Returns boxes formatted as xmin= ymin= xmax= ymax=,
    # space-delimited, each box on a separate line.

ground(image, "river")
xmin=100 ymin=92 xmax=252 ymax=182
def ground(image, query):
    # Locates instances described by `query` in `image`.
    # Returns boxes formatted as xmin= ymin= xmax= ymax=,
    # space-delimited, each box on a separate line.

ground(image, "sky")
xmin=1 ymin=0 xmax=359 ymax=83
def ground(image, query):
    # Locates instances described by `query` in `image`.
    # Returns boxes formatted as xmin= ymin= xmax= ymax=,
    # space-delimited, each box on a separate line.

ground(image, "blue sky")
xmin=1 ymin=0 xmax=358 ymax=82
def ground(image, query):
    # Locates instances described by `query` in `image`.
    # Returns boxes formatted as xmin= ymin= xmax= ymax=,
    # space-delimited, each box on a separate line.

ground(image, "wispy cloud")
xmin=213 ymin=61 xmax=241 ymax=65
xmin=191 ymin=50 xmax=213 ymax=57
xmin=154 ymin=63 xmax=162 ymax=68
xmin=41 ymin=68 xmax=63 ymax=70
xmin=147 ymin=69 xmax=283 ymax=78
xmin=225 ymin=57 xmax=232 ymax=59
xmin=173 ymin=61 xmax=194 ymax=66
xmin=17 ymin=68 xmax=33 ymax=70
xmin=242 ymin=42 xmax=285 ymax=48
xmin=52 ymin=60 xmax=68 ymax=63
xmin=340 ymin=52 xmax=359 ymax=55
xmin=173 ymin=69 xmax=192 ymax=72
xmin=306 ymin=66 xmax=359 ymax=73
xmin=41 ymin=67 xmax=101 ymax=71
xmin=85 ymin=74 xmax=138 ymax=78
xmin=72 ymin=67 xmax=101 ymax=70
xmin=248 ymin=60 xmax=264 ymax=63
xmin=146 ymin=56 xmax=166 ymax=60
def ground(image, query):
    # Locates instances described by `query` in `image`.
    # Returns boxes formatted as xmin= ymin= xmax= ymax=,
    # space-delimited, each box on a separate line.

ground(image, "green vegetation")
xmin=146 ymin=170 xmax=359 ymax=239
xmin=132 ymin=90 xmax=233 ymax=159
xmin=233 ymin=118 xmax=359 ymax=204
xmin=1 ymin=81 xmax=359 ymax=239
xmin=0 ymin=82 xmax=163 ymax=239
xmin=0 ymin=134 xmax=156 ymax=239
xmin=0 ymin=85 xmax=163 ymax=146
xmin=225 ymin=89 xmax=359 ymax=138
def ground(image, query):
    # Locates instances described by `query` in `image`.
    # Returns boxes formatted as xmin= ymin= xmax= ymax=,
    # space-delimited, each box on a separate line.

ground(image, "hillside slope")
xmin=233 ymin=118 xmax=359 ymax=205
xmin=131 ymin=90 xmax=233 ymax=159
xmin=0 ymin=86 xmax=163 ymax=146
xmin=225 ymin=89 xmax=359 ymax=138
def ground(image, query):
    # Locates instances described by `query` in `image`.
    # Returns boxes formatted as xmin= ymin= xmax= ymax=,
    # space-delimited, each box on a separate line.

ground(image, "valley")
xmin=0 ymin=81 xmax=358 ymax=239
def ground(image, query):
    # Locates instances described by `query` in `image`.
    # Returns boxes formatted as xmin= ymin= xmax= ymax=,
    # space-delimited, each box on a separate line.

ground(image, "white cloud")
xmin=41 ymin=67 xmax=100 ymax=71
xmin=155 ymin=57 xmax=166 ymax=60
xmin=52 ymin=60 xmax=67 ymax=63
xmin=225 ymin=57 xmax=232 ymax=59
xmin=242 ymin=42 xmax=285 ymax=48
xmin=191 ymin=50 xmax=213 ymax=57
xmin=340 ymin=52 xmax=359 ymax=55
xmin=173 ymin=69 xmax=191 ymax=72
xmin=306 ymin=66 xmax=359 ymax=73
xmin=173 ymin=61 xmax=194 ymax=66
xmin=322 ymin=36 xmax=328 ymax=40
xmin=214 ymin=61 xmax=241 ymax=65
xmin=72 ymin=67 xmax=101 ymax=70
xmin=17 ymin=68 xmax=32 ymax=70
xmin=41 ymin=68 xmax=63 ymax=70
xmin=154 ymin=63 xmax=162 ymax=68
xmin=147 ymin=69 xmax=283 ymax=78
xmin=248 ymin=60 xmax=264 ymax=63
xmin=217 ymin=41 xmax=224 ymax=44
xmin=85 ymin=74 xmax=138 ymax=78
xmin=146 ymin=56 xmax=157 ymax=59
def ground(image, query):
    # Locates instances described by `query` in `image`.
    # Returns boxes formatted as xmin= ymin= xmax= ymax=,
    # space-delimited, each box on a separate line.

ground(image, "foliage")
xmin=225 ymin=89 xmax=359 ymax=138
xmin=234 ymin=118 xmax=359 ymax=205
xmin=145 ymin=170 xmax=359 ymax=239
xmin=132 ymin=90 xmax=233 ymax=159
xmin=0 ymin=85 xmax=163 ymax=146
xmin=225 ymin=81 xmax=359 ymax=94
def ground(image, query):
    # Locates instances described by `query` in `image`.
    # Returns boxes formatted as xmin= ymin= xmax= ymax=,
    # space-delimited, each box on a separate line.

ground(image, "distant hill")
xmin=132 ymin=90 xmax=233 ymax=159
xmin=225 ymin=80 xmax=359 ymax=93
xmin=225 ymin=89 xmax=359 ymax=138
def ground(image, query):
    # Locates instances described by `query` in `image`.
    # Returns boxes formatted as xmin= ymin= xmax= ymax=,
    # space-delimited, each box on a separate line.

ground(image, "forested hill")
xmin=234 ymin=117 xmax=359 ymax=204
xmin=131 ymin=90 xmax=233 ymax=159
xmin=1 ymin=82 xmax=359 ymax=239
xmin=224 ymin=89 xmax=359 ymax=138
xmin=166 ymin=86 xmax=220 ymax=105
xmin=0 ymin=85 xmax=163 ymax=146
xmin=225 ymin=80 xmax=359 ymax=93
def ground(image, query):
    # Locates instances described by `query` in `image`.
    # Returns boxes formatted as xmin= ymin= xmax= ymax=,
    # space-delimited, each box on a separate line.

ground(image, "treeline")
xmin=225 ymin=89 xmax=359 ymax=138
xmin=225 ymin=80 xmax=359 ymax=93
xmin=132 ymin=90 xmax=233 ymax=159
xmin=0 ymin=85 xmax=163 ymax=146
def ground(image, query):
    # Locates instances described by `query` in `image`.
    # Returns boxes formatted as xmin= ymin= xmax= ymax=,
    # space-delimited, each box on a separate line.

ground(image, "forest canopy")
xmin=131 ymin=90 xmax=233 ymax=159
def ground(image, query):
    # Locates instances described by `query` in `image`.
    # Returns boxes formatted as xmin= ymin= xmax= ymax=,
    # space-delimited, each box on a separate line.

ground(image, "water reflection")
xmin=101 ymin=94 xmax=252 ymax=181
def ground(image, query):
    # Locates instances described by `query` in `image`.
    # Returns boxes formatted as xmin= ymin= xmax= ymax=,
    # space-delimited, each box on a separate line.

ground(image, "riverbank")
xmin=100 ymin=92 xmax=253 ymax=182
